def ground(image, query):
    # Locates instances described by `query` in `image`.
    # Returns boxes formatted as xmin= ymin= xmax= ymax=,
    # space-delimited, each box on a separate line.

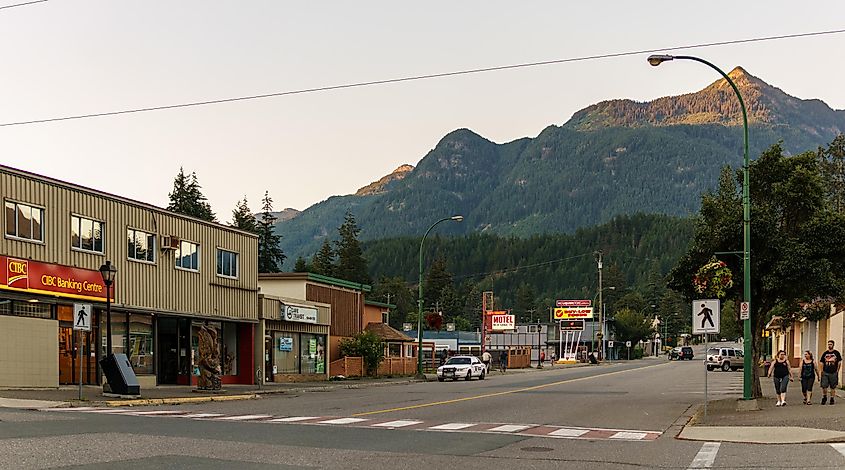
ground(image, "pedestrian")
xmin=820 ymin=340 xmax=842 ymax=405
xmin=767 ymin=350 xmax=793 ymax=406
xmin=481 ymin=350 xmax=492 ymax=373
xmin=539 ymin=350 xmax=546 ymax=364
xmin=499 ymin=349 xmax=508 ymax=373
xmin=800 ymin=350 xmax=820 ymax=405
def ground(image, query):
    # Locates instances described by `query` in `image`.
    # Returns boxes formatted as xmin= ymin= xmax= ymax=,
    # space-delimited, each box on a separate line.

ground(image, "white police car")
xmin=437 ymin=355 xmax=486 ymax=382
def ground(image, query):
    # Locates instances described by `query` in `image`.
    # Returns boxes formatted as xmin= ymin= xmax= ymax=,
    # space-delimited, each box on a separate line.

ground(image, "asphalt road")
xmin=2 ymin=356 xmax=845 ymax=469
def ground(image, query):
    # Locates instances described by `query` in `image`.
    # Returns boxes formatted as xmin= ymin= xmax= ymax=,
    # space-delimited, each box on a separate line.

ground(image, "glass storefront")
xmin=190 ymin=321 xmax=239 ymax=377
xmin=270 ymin=331 xmax=326 ymax=376
xmin=98 ymin=311 xmax=154 ymax=375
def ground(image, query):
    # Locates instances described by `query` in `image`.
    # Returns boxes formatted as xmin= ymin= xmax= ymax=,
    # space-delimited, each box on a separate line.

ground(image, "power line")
xmin=0 ymin=0 xmax=48 ymax=11
xmin=453 ymin=253 xmax=595 ymax=281
xmin=2 ymin=27 xmax=844 ymax=128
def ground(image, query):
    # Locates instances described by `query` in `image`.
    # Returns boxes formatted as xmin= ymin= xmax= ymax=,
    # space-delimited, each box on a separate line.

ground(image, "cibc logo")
xmin=7 ymin=258 xmax=29 ymax=289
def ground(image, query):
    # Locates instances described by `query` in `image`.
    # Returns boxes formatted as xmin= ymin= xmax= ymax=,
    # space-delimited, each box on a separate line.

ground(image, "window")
xmin=300 ymin=334 xmax=326 ymax=374
xmin=381 ymin=311 xmax=389 ymax=324
xmin=175 ymin=240 xmax=199 ymax=271
xmin=216 ymin=249 xmax=238 ymax=278
xmin=127 ymin=229 xmax=155 ymax=263
xmin=129 ymin=314 xmax=154 ymax=375
xmin=71 ymin=215 xmax=104 ymax=253
xmin=5 ymin=200 xmax=43 ymax=242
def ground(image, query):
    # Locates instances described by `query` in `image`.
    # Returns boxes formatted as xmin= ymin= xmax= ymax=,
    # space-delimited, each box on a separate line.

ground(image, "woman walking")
xmin=767 ymin=350 xmax=794 ymax=406
xmin=800 ymin=350 xmax=820 ymax=405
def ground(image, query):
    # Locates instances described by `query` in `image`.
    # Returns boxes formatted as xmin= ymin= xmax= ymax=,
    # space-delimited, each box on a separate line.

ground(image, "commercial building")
xmin=257 ymin=294 xmax=330 ymax=383
xmin=768 ymin=305 xmax=844 ymax=387
xmin=1 ymin=164 xmax=259 ymax=388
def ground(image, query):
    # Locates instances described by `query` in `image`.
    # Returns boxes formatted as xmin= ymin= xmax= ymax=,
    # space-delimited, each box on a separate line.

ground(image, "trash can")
xmin=100 ymin=353 xmax=140 ymax=395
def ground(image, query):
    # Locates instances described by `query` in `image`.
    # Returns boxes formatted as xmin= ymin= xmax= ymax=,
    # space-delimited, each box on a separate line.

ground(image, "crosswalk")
xmin=667 ymin=370 xmax=744 ymax=396
xmin=42 ymin=406 xmax=661 ymax=441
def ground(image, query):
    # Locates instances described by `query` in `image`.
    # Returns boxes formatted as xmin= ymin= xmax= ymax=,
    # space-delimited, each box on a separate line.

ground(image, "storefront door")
xmin=157 ymin=317 xmax=179 ymax=384
xmin=58 ymin=306 xmax=97 ymax=385
xmin=264 ymin=336 xmax=274 ymax=382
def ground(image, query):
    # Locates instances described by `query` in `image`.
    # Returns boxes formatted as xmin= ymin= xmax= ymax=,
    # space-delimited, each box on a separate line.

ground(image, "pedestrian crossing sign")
xmin=692 ymin=299 xmax=719 ymax=335
xmin=72 ymin=303 xmax=92 ymax=332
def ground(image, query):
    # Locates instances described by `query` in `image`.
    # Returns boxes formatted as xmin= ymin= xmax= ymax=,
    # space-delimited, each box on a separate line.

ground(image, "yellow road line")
xmin=352 ymin=361 xmax=670 ymax=417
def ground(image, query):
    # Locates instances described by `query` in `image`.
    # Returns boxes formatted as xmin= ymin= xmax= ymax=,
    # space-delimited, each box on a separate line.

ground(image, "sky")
xmin=1 ymin=1 xmax=844 ymax=219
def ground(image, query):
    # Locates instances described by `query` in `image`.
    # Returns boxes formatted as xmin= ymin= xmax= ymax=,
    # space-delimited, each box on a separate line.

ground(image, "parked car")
xmin=437 ymin=356 xmax=487 ymax=381
xmin=678 ymin=346 xmax=694 ymax=360
xmin=706 ymin=347 xmax=744 ymax=371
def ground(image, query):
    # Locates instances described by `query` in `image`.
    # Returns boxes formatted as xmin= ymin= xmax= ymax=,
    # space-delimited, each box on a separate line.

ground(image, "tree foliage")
xmin=311 ymin=239 xmax=336 ymax=277
xmin=613 ymin=308 xmax=652 ymax=344
xmin=167 ymin=167 xmax=216 ymax=222
xmin=231 ymin=197 xmax=258 ymax=233
xmin=257 ymin=191 xmax=286 ymax=273
xmin=334 ymin=211 xmax=371 ymax=284
xmin=338 ymin=331 xmax=385 ymax=376
xmin=669 ymin=138 xmax=845 ymax=398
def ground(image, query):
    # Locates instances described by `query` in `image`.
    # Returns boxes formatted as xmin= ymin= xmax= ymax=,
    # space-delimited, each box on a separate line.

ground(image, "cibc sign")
xmin=0 ymin=256 xmax=111 ymax=302
xmin=282 ymin=304 xmax=318 ymax=324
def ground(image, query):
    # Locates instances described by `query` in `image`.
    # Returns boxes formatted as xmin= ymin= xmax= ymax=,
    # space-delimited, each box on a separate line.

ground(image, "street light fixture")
xmin=98 ymin=261 xmax=117 ymax=355
xmin=648 ymin=54 xmax=752 ymax=400
xmin=416 ymin=215 xmax=464 ymax=378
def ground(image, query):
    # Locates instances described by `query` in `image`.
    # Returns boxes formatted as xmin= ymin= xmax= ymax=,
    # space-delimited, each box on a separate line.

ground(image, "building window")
xmin=5 ymin=200 xmax=43 ymax=242
xmin=300 ymin=333 xmax=326 ymax=374
xmin=127 ymin=229 xmax=155 ymax=263
xmin=381 ymin=311 xmax=389 ymax=324
xmin=71 ymin=215 xmax=104 ymax=253
xmin=221 ymin=323 xmax=238 ymax=375
xmin=175 ymin=240 xmax=199 ymax=271
xmin=216 ymin=249 xmax=238 ymax=278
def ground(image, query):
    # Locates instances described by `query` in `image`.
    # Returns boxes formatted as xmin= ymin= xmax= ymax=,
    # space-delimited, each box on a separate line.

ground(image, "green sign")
xmin=309 ymin=338 xmax=317 ymax=358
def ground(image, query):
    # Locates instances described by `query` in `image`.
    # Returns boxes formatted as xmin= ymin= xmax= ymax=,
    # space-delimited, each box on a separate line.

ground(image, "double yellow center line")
xmin=352 ymin=361 xmax=668 ymax=417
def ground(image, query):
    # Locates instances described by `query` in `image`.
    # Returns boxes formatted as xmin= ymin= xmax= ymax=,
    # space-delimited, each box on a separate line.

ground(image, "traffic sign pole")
xmin=77 ymin=330 xmax=83 ymax=400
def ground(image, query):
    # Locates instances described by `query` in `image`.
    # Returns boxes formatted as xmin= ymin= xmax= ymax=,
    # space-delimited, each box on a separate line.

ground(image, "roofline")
xmin=258 ymin=271 xmax=372 ymax=292
xmin=0 ymin=163 xmax=258 ymax=238
xmin=365 ymin=300 xmax=395 ymax=309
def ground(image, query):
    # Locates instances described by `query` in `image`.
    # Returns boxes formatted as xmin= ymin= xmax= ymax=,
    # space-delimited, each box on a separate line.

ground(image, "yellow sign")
xmin=554 ymin=307 xmax=594 ymax=319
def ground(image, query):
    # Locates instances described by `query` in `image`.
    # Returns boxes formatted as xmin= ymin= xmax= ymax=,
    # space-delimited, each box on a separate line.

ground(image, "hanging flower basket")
xmin=693 ymin=257 xmax=733 ymax=299
xmin=425 ymin=312 xmax=443 ymax=331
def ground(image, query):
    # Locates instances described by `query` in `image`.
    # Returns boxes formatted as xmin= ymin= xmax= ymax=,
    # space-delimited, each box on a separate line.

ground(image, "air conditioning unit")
xmin=161 ymin=235 xmax=180 ymax=251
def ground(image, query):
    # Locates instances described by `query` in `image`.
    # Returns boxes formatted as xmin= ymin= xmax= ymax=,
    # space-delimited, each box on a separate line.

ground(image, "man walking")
xmin=697 ymin=303 xmax=714 ymax=329
xmin=481 ymin=350 xmax=492 ymax=373
xmin=820 ymin=340 xmax=842 ymax=405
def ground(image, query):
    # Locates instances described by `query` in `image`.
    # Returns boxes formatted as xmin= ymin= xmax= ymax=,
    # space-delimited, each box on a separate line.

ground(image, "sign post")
xmin=740 ymin=302 xmax=750 ymax=321
xmin=693 ymin=299 xmax=721 ymax=422
xmin=625 ymin=340 xmax=631 ymax=360
xmin=72 ymin=303 xmax=92 ymax=400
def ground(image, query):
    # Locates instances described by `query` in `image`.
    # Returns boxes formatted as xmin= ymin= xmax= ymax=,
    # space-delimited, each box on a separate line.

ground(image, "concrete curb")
xmin=103 ymin=394 xmax=260 ymax=407
xmin=678 ymin=425 xmax=845 ymax=444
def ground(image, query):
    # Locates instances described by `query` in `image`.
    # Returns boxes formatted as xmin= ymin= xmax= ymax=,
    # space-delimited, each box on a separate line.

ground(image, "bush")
xmin=339 ymin=331 xmax=385 ymax=376
xmin=632 ymin=346 xmax=644 ymax=360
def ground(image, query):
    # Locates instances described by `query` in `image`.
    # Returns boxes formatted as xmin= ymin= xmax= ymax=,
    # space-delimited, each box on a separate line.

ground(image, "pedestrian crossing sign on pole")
xmin=72 ymin=303 xmax=92 ymax=331
xmin=692 ymin=299 xmax=720 ymax=335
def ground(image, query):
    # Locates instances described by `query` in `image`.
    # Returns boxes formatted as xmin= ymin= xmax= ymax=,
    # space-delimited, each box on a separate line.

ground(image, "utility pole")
xmin=596 ymin=251 xmax=604 ymax=360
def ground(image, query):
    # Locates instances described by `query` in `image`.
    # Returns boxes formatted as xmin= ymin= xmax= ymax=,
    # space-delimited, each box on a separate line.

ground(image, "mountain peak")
xmin=354 ymin=164 xmax=415 ymax=196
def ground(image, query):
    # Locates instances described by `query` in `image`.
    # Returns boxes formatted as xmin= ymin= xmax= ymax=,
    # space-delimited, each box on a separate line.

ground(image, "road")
xmin=2 ymin=356 xmax=845 ymax=469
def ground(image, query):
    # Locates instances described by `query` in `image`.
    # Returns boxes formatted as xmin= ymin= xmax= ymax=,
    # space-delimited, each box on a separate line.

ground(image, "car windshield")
xmin=445 ymin=357 xmax=471 ymax=365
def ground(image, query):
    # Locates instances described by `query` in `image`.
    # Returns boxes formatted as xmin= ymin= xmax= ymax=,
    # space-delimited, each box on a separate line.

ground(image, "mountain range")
xmin=276 ymin=67 xmax=845 ymax=264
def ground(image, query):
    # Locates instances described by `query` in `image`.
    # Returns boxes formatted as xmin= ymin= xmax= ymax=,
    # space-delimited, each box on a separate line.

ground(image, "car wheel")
xmin=722 ymin=362 xmax=731 ymax=372
xmin=480 ymin=370 xmax=485 ymax=380
xmin=437 ymin=377 xmax=444 ymax=382
xmin=465 ymin=370 xmax=472 ymax=381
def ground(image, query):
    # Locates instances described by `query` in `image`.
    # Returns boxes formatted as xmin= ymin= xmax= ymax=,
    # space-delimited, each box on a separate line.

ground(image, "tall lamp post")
xmin=593 ymin=286 xmax=615 ymax=359
xmin=648 ymin=54 xmax=752 ymax=400
xmin=416 ymin=215 xmax=464 ymax=378
xmin=99 ymin=261 xmax=117 ymax=355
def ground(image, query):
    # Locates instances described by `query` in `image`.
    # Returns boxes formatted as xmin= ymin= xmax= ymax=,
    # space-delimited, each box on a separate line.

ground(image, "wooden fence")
xmin=329 ymin=356 xmax=364 ymax=377
xmin=329 ymin=356 xmax=416 ymax=377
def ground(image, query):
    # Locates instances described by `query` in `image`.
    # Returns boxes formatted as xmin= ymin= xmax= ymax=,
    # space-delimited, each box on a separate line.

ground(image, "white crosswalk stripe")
xmin=179 ymin=413 xmax=225 ymax=419
xmin=831 ymin=443 xmax=845 ymax=459
xmin=318 ymin=418 xmax=369 ymax=425
xmin=371 ymin=420 xmax=423 ymax=428
xmin=215 ymin=414 xmax=273 ymax=421
xmin=428 ymin=423 xmax=476 ymax=430
xmin=268 ymin=416 xmax=320 ymax=423
xmin=610 ymin=431 xmax=648 ymax=440
xmin=487 ymin=424 xmax=533 ymax=433
xmin=688 ymin=442 xmax=720 ymax=469
xmin=548 ymin=428 xmax=589 ymax=438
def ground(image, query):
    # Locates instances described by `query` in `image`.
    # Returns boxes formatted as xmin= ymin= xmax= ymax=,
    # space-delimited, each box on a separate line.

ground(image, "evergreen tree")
xmin=257 ymin=191 xmax=285 ymax=273
xmin=293 ymin=257 xmax=309 ymax=273
xmin=231 ymin=197 xmax=258 ymax=233
xmin=514 ymin=283 xmax=538 ymax=322
xmin=167 ymin=168 xmax=216 ymax=222
xmin=311 ymin=239 xmax=336 ymax=277
xmin=423 ymin=257 xmax=452 ymax=309
xmin=334 ymin=211 xmax=371 ymax=284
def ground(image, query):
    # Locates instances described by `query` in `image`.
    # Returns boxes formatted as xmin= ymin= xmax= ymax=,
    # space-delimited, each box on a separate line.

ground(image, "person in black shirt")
xmin=767 ymin=350 xmax=793 ymax=407
xmin=820 ymin=340 xmax=842 ymax=405
xmin=800 ymin=350 xmax=820 ymax=405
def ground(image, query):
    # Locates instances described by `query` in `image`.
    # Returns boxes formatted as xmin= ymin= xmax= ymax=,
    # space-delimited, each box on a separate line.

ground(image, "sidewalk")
xmin=680 ymin=370 xmax=845 ymax=443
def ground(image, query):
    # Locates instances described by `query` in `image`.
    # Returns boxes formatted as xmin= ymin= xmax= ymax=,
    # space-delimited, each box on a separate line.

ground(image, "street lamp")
xmin=594 ymin=286 xmax=615 ymax=359
xmin=98 ymin=261 xmax=117 ymax=355
xmin=417 ymin=215 xmax=463 ymax=378
xmin=648 ymin=54 xmax=752 ymax=400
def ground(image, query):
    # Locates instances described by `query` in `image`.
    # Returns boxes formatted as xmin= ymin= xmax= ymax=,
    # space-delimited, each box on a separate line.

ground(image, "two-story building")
xmin=1 ymin=164 xmax=259 ymax=388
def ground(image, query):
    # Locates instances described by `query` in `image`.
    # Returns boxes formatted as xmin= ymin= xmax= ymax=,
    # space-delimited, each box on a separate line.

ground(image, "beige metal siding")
xmin=1 ymin=168 xmax=258 ymax=321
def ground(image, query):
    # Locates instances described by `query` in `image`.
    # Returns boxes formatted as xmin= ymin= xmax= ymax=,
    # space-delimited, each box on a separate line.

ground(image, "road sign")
xmin=625 ymin=341 xmax=631 ymax=348
xmin=740 ymin=302 xmax=750 ymax=320
xmin=692 ymin=299 xmax=720 ymax=334
xmin=608 ymin=341 xmax=614 ymax=348
xmin=72 ymin=303 xmax=92 ymax=331
xmin=402 ymin=323 xmax=413 ymax=331
xmin=559 ymin=319 xmax=585 ymax=331
xmin=553 ymin=307 xmax=594 ymax=319
xmin=556 ymin=299 xmax=591 ymax=308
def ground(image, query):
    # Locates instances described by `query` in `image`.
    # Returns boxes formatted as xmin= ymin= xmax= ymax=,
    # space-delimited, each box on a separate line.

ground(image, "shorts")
xmin=821 ymin=371 xmax=839 ymax=389
xmin=773 ymin=376 xmax=789 ymax=394
xmin=801 ymin=377 xmax=815 ymax=393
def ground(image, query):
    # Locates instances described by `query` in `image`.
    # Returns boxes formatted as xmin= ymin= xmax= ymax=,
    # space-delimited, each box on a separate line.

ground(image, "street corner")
xmin=0 ymin=397 xmax=70 ymax=410
xmin=678 ymin=425 xmax=845 ymax=444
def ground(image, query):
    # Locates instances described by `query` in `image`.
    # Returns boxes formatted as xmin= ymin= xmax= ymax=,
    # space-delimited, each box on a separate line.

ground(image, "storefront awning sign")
xmin=282 ymin=305 xmax=318 ymax=324
xmin=1 ymin=255 xmax=112 ymax=302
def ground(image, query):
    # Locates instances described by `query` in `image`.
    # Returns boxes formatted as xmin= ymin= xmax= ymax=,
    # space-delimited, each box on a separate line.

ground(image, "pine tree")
xmin=293 ymin=257 xmax=309 ymax=273
xmin=334 ymin=211 xmax=371 ymax=284
xmin=231 ymin=197 xmax=258 ymax=233
xmin=167 ymin=167 xmax=216 ymax=222
xmin=423 ymin=257 xmax=452 ymax=309
xmin=514 ymin=283 xmax=538 ymax=322
xmin=257 ymin=191 xmax=285 ymax=273
xmin=311 ymin=239 xmax=336 ymax=277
